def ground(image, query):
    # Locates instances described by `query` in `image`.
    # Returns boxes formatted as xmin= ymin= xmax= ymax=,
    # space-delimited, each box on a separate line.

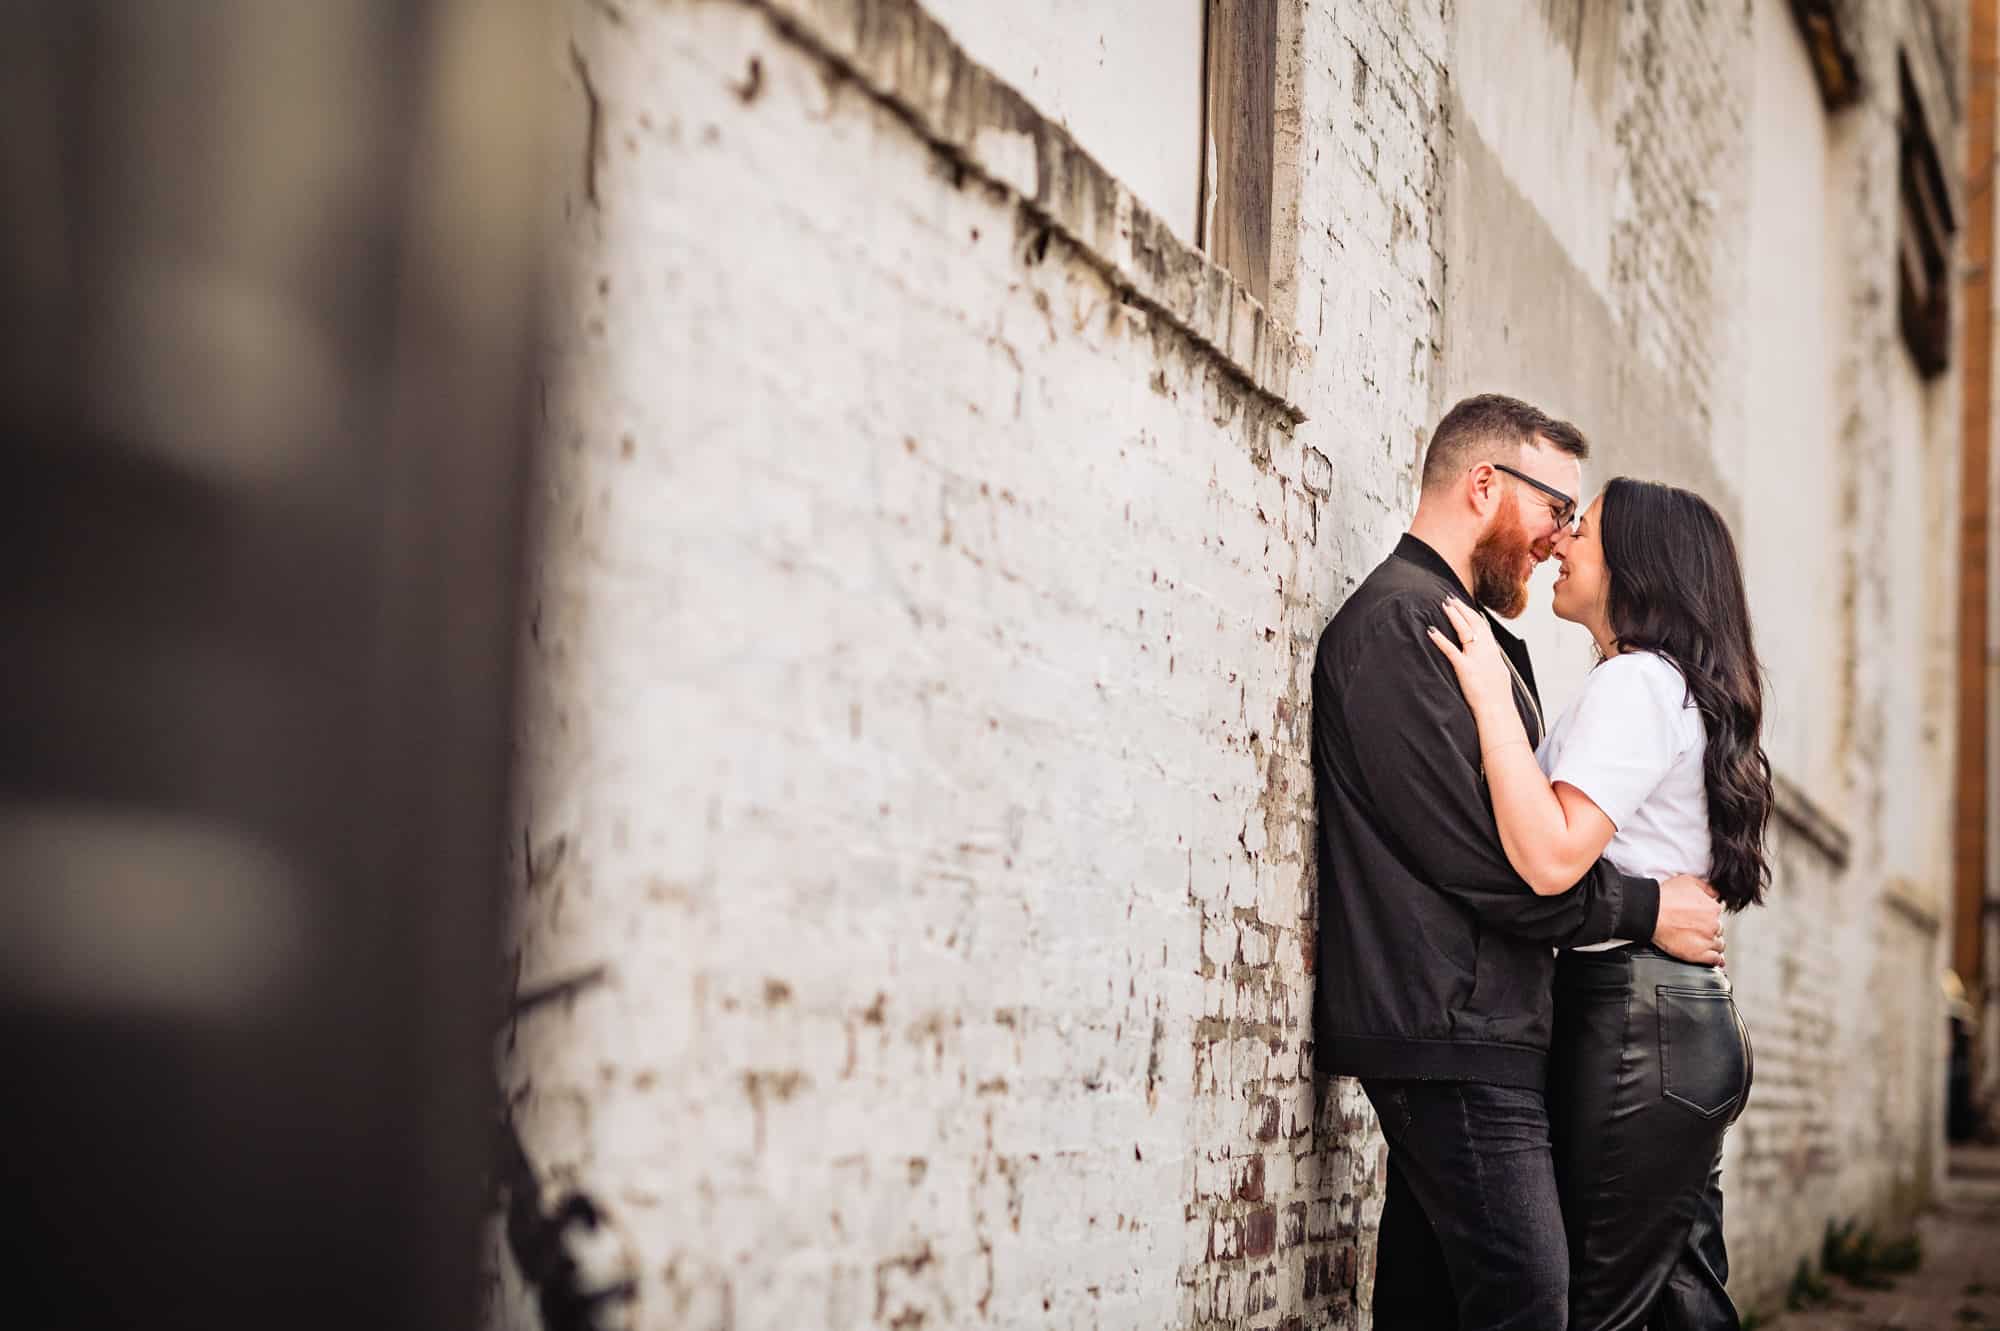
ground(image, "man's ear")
xmin=1465 ymin=462 xmax=1497 ymax=519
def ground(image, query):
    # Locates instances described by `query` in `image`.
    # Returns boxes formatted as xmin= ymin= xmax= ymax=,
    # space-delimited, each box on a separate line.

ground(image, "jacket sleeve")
xmin=1326 ymin=598 xmax=1661 ymax=946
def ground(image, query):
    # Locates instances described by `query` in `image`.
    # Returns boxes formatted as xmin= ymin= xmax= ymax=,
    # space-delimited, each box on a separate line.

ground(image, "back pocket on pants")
xmin=1657 ymin=986 xmax=1749 ymax=1120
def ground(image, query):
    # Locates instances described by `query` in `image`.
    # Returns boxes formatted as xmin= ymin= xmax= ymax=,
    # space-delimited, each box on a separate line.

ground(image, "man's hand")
xmin=1652 ymin=874 xmax=1725 ymax=965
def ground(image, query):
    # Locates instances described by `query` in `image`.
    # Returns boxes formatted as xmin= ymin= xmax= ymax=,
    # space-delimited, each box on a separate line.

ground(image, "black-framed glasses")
xmin=1491 ymin=463 xmax=1577 ymax=534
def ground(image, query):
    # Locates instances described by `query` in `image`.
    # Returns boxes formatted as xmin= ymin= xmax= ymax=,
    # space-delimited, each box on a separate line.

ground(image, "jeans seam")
xmin=1460 ymin=1085 xmax=1492 ymax=1253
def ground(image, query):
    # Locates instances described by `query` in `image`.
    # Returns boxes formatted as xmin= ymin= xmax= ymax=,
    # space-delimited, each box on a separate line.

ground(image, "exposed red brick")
xmin=1244 ymin=1205 xmax=1277 ymax=1257
xmin=1283 ymin=1201 xmax=1307 ymax=1248
xmin=1236 ymin=1154 xmax=1266 ymax=1202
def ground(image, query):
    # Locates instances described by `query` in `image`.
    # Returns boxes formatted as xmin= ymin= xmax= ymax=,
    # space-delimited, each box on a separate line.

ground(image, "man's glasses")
xmin=1491 ymin=463 xmax=1577 ymax=535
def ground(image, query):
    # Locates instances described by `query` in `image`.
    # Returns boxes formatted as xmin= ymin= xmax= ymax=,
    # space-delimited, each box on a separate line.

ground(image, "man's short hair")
xmin=1419 ymin=393 xmax=1590 ymax=493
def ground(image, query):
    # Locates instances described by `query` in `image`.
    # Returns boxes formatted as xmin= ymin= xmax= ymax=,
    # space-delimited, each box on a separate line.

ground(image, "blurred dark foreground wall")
xmin=0 ymin=3 xmax=550 ymax=1327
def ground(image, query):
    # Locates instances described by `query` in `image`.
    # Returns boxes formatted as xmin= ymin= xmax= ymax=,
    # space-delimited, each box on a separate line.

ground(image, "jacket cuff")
xmin=1613 ymin=873 xmax=1661 ymax=943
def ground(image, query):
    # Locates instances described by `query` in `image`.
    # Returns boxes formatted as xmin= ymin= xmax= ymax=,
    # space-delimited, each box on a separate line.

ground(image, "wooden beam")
xmin=1954 ymin=0 xmax=1997 ymax=1026
xmin=1203 ymin=0 xmax=1276 ymax=306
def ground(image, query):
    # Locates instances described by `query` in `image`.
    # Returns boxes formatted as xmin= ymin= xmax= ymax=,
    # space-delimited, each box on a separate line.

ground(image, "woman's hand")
xmin=1426 ymin=597 xmax=1516 ymax=718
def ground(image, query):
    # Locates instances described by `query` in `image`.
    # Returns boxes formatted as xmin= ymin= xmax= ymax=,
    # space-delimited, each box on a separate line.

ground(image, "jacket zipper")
xmin=1476 ymin=633 xmax=1542 ymax=783
xmin=1503 ymin=650 xmax=1544 ymax=742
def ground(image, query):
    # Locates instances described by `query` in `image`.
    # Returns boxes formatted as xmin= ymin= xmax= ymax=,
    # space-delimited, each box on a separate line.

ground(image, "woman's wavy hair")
xmin=1599 ymin=477 xmax=1774 ymax=911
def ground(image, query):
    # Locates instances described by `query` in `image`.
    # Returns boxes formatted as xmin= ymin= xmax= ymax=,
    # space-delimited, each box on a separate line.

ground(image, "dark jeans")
xmin=1550 ymin=945 xmax=1751 ymax=1330
xmin=1361 ymin=1078 xmax=1569 ymax=1331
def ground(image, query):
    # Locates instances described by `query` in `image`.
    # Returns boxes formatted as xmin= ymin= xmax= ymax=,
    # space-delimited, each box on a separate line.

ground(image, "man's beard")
xmin=1470 ymin=495 xmax=1537 ymax=619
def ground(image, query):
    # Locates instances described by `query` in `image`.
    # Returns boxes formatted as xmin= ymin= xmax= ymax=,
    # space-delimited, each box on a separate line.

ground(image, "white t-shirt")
xmin=1534 ymin=651 xmax=1710 ymax=950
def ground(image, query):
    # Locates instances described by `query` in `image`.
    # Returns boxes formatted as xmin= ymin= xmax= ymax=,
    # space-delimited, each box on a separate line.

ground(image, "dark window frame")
xmin=1787 ymin=0 xmax=1862 ymax=110
xmin=1898 ymin=50 xmax=1957 ymax=378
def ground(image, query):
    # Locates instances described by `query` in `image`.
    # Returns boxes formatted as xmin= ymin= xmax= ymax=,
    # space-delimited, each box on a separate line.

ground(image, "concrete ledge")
xmin=736 ymin=0 xmax=1311 ymax=422
xmin=1879 ymin=877 xmax=1943 ymax=936
xmin=1771 ymin=769 xmax=1852 ymax=869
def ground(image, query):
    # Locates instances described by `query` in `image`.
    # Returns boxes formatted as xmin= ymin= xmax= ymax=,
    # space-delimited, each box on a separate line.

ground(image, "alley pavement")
xmin=1759 ymin=1145 xmax=2000 ymax=1330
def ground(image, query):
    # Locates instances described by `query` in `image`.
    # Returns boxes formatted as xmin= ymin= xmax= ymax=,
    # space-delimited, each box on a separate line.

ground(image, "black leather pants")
xmin=1549 ymin=945 xmax=1752 ymax=1331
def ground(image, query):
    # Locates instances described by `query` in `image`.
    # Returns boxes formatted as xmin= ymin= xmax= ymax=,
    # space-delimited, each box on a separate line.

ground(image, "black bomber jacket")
xmin=1311 ymin=534 xmax=1661 ymax=1088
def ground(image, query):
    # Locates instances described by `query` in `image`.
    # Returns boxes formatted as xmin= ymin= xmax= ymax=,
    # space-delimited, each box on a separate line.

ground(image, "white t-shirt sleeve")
xmin=1546 ymin=654 xmax=1691 ymax=830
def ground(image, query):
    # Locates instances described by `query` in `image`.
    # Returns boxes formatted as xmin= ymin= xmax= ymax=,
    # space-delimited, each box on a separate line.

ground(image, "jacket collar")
xmin=1393 ymin=533 xmax=1472 ymax=602
xmin=1392 ymin=533 xmax=1542 ymax=707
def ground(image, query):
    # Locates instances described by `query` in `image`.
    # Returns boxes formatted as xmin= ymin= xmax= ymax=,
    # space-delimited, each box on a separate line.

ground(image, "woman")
xmin=1427 ymin=477 xmax=1771 ymax=1330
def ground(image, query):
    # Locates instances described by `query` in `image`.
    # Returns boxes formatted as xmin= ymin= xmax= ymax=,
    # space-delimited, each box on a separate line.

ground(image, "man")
xmin=1311 ymin=394 xmax=1726 ymax=1331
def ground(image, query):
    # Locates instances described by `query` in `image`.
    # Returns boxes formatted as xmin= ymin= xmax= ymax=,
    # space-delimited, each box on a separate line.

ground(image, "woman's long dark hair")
xmin=1599 ymin=477 xmax=1774 ymax=911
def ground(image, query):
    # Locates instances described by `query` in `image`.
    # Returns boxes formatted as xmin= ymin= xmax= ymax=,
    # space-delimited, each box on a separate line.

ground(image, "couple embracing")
xmin=1312 ymin=394 xmax=1771 ymax=1330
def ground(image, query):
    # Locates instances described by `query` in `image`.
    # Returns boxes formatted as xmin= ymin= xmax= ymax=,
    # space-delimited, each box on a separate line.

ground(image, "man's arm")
xmin=1323 ymin=599 xmax=1655 ymax=948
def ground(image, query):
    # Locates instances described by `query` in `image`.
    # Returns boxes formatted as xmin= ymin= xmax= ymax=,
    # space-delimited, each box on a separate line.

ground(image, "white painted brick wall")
xmin=488 ymin=0 xmax=1966 ymax=1326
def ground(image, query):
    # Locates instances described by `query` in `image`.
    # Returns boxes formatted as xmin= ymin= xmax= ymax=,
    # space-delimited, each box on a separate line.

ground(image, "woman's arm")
xmin=1330 ymin=599 xmax=1664 ymax=946
xmin=1429 ymin=599 xmax=1618 ymax=895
